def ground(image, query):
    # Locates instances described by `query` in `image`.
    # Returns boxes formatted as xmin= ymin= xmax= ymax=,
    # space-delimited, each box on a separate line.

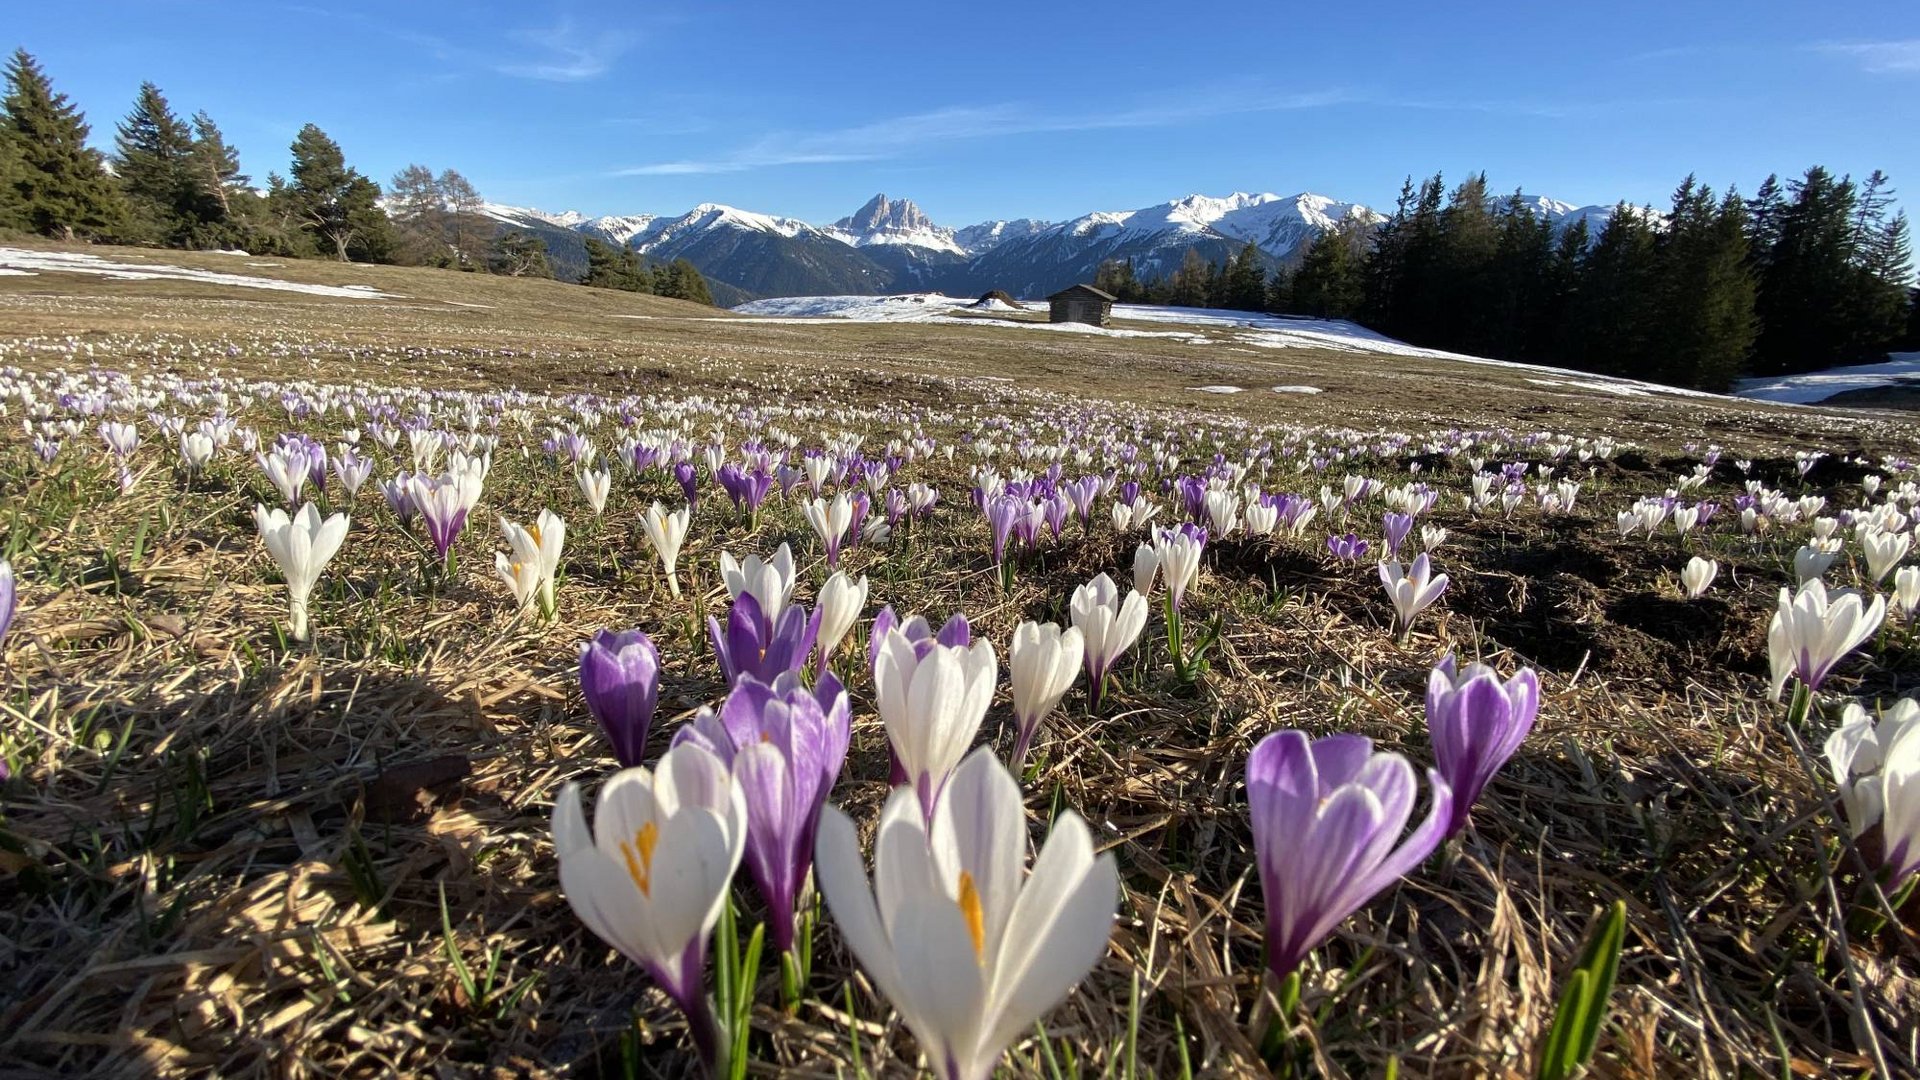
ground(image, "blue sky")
xmin=12 ymin=1 xmax=1919 ymax=226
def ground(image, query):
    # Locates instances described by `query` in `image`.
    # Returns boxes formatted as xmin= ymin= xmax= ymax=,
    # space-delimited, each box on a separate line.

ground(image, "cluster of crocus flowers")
xmin=1825 ymin=698 xmax=1920 ymax=890
xmin=1379 ymin=552 xmax=1449 ymax=643
xmin=550 ymin=743 xmax=748 ymax=1073
xmin=1767 ymin=579 xmax=1887 ymax=707
xmin=495 ymin=509 xmax=565 ymax=619
xmin=816 ymin=748 xmax=1118 ymax=1080
xmin=251 ymin=502 xmax=349 ymax=642
xmin=1247 ymin=730 xmax=1453 ymax=981
xmin=1426 ymin=656 xmax=1539 ymax=837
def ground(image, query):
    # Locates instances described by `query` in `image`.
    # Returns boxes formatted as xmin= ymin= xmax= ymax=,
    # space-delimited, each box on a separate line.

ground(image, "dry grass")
xmin=0 ymin=244 xmax=1916 ymax=1078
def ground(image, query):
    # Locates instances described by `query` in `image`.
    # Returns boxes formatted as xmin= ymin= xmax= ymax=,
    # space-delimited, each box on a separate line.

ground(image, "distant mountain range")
xmin=480 ymin=190 xmax=1628 ymax=301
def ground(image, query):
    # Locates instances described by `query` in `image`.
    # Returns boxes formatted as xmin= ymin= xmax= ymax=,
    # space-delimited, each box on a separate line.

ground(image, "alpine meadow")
xmin=2 ymin=6 xmax=1920 ymax=1079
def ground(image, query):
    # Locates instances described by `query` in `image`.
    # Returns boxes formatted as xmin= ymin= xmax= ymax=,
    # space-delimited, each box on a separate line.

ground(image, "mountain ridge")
xmin=480 ymin=189 xmax=1630 ymax=300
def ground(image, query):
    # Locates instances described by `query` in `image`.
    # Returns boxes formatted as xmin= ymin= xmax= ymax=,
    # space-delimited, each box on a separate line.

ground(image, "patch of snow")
xmin=0 ymin=268 xmax=37 ymax=277
xmin=443 ymin=301 xmax=494 ymax=309
xmin=1192 ymin=385 xmax=1245 ymax=394
xmin=0 ymin=247 xmax=402 ymax=299
xmin=1271 ymin=385 xmax=1323 ymax=394
xmin=1734 ymin=354 xmax=1920 ymax=405
xmin=211 ymin=248 xmax=251 ymax=256
xmin=729 ymin=293 xmax=1206 ymax=340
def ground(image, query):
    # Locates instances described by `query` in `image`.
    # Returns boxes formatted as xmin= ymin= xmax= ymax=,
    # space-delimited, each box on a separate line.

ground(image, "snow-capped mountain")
xmin=823 ymin=194 xmax=966 ymax=255
xmin=478 ymin=188 xmax=1634 ymax=300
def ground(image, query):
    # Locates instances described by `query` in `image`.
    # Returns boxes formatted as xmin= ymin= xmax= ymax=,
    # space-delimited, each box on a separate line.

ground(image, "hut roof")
xmin=1045 ymin=283 xmax=1117 ymax=302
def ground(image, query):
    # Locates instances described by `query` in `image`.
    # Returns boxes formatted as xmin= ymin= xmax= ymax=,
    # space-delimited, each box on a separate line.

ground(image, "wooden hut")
xmin=1046 ymin=283 xmax=1115 ymax=328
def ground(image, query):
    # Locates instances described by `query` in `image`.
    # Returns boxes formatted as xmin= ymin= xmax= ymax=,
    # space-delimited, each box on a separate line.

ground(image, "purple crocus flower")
xmin=1327 ymin=532 xmax=1370 ymax=563
xmin=709 ymin=592 xmax=821 ymax=686
xmin=1248 ymin=730 xmax=1453 ymax=980
xmin=674 ymin=460 xmax=698 ymax=506
xmin=671 ymin=672 xmax=851 ymax=953
xmin=1426 ymin=656 xmax=1539 ymax=837
xmin=986 ymin=495 xmax=1021 ymax=564
xmin=884 ymin=487 xmax=907 ymax=527
xmin=1382 ymin=512 xmax=1413 ymax=557
xmin=579 ymin=628 xmax=660 ymax=767
xmin=846 ymin=492 xmax=870 ymax=548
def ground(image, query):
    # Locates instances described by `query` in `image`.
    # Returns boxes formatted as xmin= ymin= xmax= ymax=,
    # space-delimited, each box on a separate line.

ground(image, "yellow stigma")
xmin=620 ymin=821 xmax=660 ymax=897
xmin=957 ymin=871 xmax=987 ymax=961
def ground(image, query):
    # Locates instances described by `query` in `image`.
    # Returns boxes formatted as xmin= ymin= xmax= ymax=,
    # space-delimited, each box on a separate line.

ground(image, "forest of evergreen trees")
xmin=1096 ymin=172 xmax=1917 ymax=391
xmin=0 ymin=49 xmax=716 ymax=302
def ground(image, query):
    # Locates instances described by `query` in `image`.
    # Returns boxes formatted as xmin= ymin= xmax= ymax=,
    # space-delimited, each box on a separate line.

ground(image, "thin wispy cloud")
xmin=612 ymin=87 xmax=1355 ymax=176
xmin=497 ymin=18 xmax=634 ymax=83
xmin=1817 ymin=39 xmax=1920 ymax=74
xmin=280 ymin=4 xmax=636 ymax=83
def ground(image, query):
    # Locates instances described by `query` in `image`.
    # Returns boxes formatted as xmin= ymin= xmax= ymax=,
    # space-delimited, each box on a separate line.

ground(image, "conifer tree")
xmin=187 ymin=112 xmax=245 ymax=221
xmin=1287 ymin=220 xmax=1364 ymax=319
xmin=285 ymin=124 xmax=389 ymax=261
xmin=656 ymin=258 xmax=713 ymax=304
xmin=489 ymin=229 xmax=551 ymax=277
xmin=1167 ymin=248 xmax=1211 ymax=308
xmin=1752 ymin=167 xmax=1867 ymax=374
xmin=1224 ymin=241 xmax=1267 ymax=311
xmin=114 ymin=82 xmax=198 ymax=244
xmin=1566 ymin=204 xmax=1659 ymax=377
xmin=1 ymin=49 xmax=124 ymax=239
xmin=1651 ymin=179 xmax=1756 ymax=390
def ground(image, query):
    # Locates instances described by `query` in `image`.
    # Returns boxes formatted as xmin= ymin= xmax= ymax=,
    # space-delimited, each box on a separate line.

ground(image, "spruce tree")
xmin=1651 ymin=179 xmax=1756 ymax=390
xmin=1752 ymin=167 xmax=1865 ymax=374
xmin=286 ymin=124 xmax=388 ymax=261
xmin=1287 ymin=220 xmax=1364 ymax=319
xmin=114 ymin=82 xmax=198 ymax=244
xmin=2 ymin=49 xmax=124 ymax=239
xmin=1566 ymin=204 xmax=1660 ymax=377
xmin=1224 ymin=241 xmax=1267 ymax=311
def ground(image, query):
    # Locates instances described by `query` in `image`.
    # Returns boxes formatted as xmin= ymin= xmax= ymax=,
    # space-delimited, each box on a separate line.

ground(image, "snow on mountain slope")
xmin=580 ymin=214 xmax=658 ymax=247
xmin=632 ymin=203 xmax=816 ymax=252
xmin=478 ymin=203 xmax=590 ymax=230
xmin=953 ymin=218 xmax=1054 ymax=254
xmin=1047 ymin=192 xmax=1378 ymax=259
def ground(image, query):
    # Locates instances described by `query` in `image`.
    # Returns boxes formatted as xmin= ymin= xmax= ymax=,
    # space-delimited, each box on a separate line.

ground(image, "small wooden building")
xmin=1046 ymin=284 xmax=1115 ymax=328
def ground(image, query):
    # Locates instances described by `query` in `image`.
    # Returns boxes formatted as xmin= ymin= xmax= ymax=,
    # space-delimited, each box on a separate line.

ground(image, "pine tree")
xmin=285 ymin=124 xmax=389 ymax=261
xmin=656 ymin=258 xmax=713 ymax=304
xmin=113 ymin=82 xmax=197 ymax=243
xmin=1752 ymin=167 xmax=1866 ymax=374
xmin=1566 ymin=203 xmax=1660 ymax=377
xmin=1434 ymin=173 xmax=1499 ymax=353
xmin=1651 ymin=180 xmax=1756 ymax=390
xmin=1287 ymin=220 xmax=1364 ymax=319
xmin=183 ymin=111 xmax=247 ymax=247
xmin=1224 ymin=241 xmax=1267 ymax=311
xmin=1 ymin=49 xmax=124 ymax=239
xmin=489 ymin=229 xmax=551 ymax=277
xmin=1484 ymin=191 xmax=1556 ymax=361
xmin=1166 ymin=248 xmax=1211 ymax=308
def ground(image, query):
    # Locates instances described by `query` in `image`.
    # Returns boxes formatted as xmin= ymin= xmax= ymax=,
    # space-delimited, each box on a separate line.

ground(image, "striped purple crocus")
xmin=1247 ymin=729 xmax=1452 ymax=980
xmin=1425 ymin=655 xmax=1539 ymax=837
xmin=672 ymin=672 xmax=851 ymax=954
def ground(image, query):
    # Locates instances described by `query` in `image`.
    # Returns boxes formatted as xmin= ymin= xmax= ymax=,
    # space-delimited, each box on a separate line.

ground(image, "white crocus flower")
xmin=873 ymin=627 xmax=998 ymax=818
xmin=1110 ymin=500 xmax=1134 ymax=533
xmin=1767 ymin=579 xmax=1888 ymax=703
xmin=642 ymin=501 xmax=692 ymax=598
xmin=577 ymin=465 xmax=611 ymax=515
xmin=1895 ymin=566 xmax=1920 ymax=620
xmin=1008 ymin=621 xmax=1084 ymax=769
xmin=719 ymin=543 xmax=796 ymax=620
xmin=1794 ymin=542 xmax=1839 ymax=586
xmin=802 ymin=492 xmax=854 ymax=563
xmin=815 ymin=571 xmax=868 ymax=672
xmin=496 ymin=509 xmax=565 ymax=618
xmin=1421 ymin=525 xmax=1448 ymax=551
xmin=1862 ymin=528 xmax=1910 ymax=586
xmin=551 ymin=743 xmax=748 ymax=1040
xmin=1132 ymin=541 xmax=1160 ymax=596
xmin=179 ymin=430 xmax=216 ymax=472
xmin=1202 ymin=489 xmax=1240 ymax=537
xmin=1824 ymin=699 xmax=1920 ymax=888
xmin=253 ymin=502 xmax=349 ymax=641
xmin=1378 ymin=553 xmax=1449 ymax=642
xmin=1244 ymin=500 xmax=1279 ymax=537
xmin=1069 ymin=573 xmax=1148 ymax=707
xmin=1681 ymin=556 xmax=1718 ymax=599
xmin=816 ymin=748 xmax=1118 ymax=1080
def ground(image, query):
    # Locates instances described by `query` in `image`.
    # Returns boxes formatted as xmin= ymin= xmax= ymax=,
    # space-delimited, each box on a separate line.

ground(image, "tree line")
xmin=0 ymin=48 xmax=715 ymax=302
xmin=1096 ymin=172 xmax=1916 ymax=390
